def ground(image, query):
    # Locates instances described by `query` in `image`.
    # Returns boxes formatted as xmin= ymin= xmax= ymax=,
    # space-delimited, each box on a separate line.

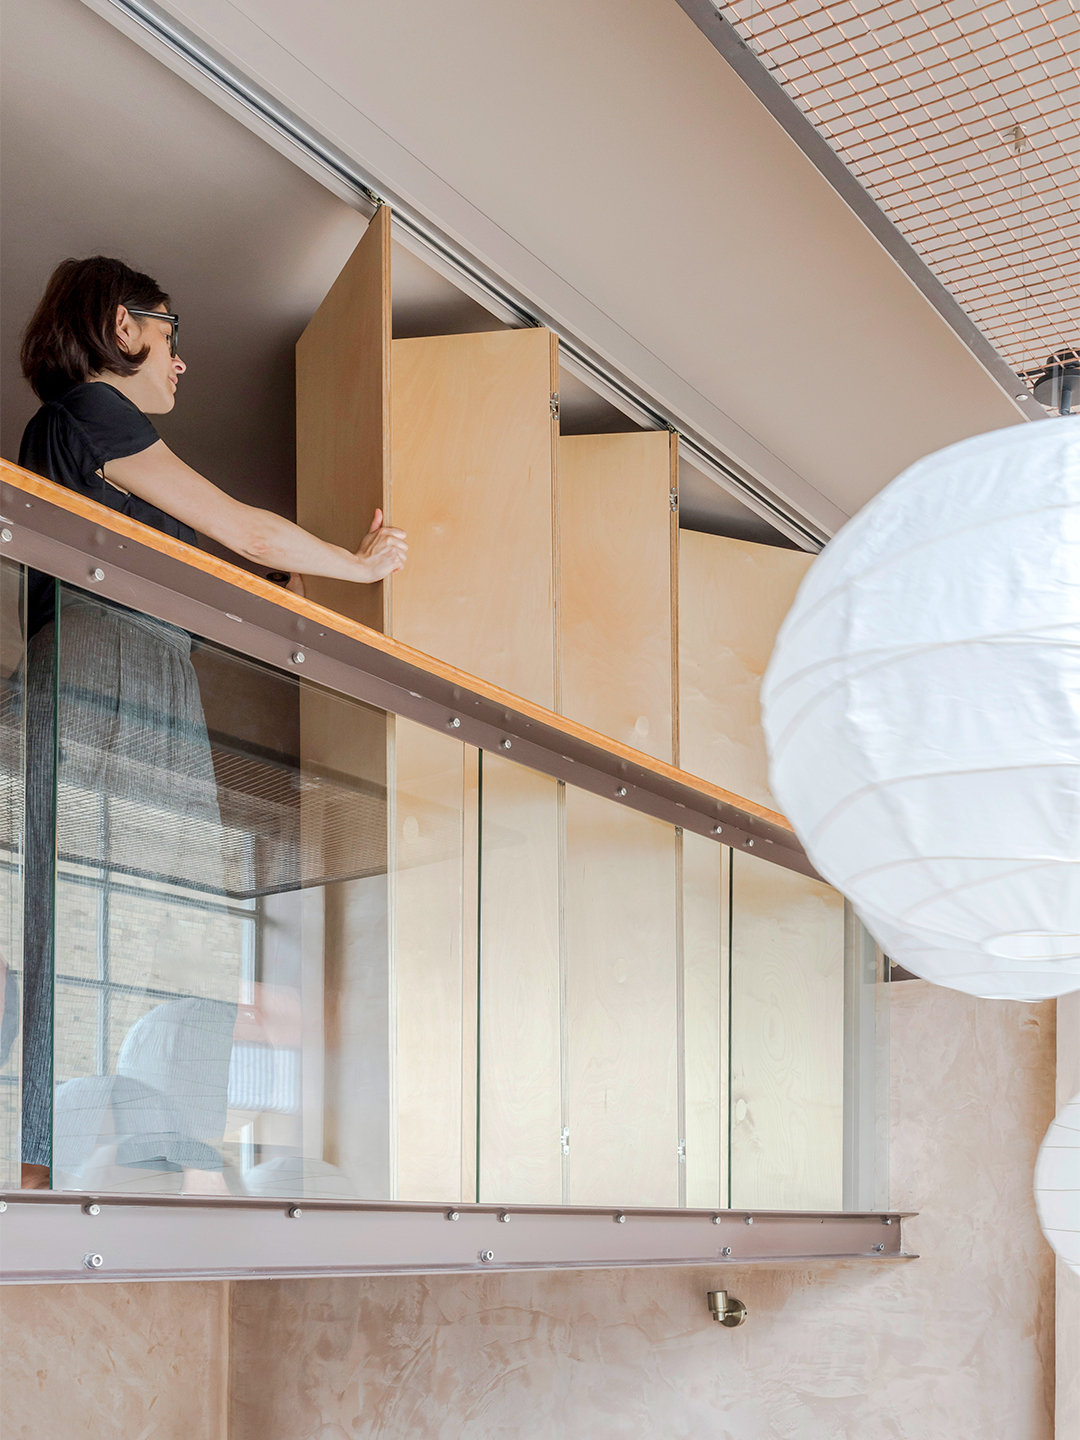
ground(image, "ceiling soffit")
xmin=713 ymin=0 xmax=1079 ymax=402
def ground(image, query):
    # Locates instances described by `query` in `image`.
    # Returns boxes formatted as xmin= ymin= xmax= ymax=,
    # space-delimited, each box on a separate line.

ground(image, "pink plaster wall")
xmin=0 ymin=1280 xmax=229 ymax=1439
xmin=1 ymin=984 xmax=1056 ymax=1439
xmin=225 ymin=983 xmax=1056 ymax=1440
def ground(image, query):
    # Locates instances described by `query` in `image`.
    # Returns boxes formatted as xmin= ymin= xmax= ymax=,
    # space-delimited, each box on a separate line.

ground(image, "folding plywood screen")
xmin=564 ymin=791 xmax=680 ymax=1208
xmin=557 ymin=430 xmax=678 ymax=762
xmin=295 ymin=207 xmax=677 ymax=741
xmin=295 ymin=204 xmax=390 ymax=634
xmin=295 ymin=212 xmax=846 ymax=1211
xmin=392 ymin=327 xmax=558 ymax=706
xmin=730 ymin=853 xmax=845 ymax=1211
xmin=477 ymin=753 xmax=561 ymax=1205
xmin=679 ymin=530 xmax=813 ymax=810
xmin=680 ymin=529 xmax=844 ymax=1212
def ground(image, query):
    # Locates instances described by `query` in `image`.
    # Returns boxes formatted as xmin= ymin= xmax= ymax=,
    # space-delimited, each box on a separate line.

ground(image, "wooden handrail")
xmin=0 ymin=459 xmax=792 ymax=832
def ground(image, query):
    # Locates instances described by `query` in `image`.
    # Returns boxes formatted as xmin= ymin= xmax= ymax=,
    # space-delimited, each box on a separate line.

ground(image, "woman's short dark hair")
xmin=20 ymin=256 xmax=170 ymax=402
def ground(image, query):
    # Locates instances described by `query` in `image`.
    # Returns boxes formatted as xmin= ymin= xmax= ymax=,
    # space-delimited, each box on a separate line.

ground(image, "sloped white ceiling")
xmin=0 ymin=0 xmax=365 ymax=517
xmin=0 ymin=0 xmax=791 ymax=547
xmin=81 ymin=0 xmax=1026 ymax=529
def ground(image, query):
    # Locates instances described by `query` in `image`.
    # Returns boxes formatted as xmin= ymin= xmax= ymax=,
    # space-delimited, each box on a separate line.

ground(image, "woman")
xmin=17 ymin=255 xmax=406 ymax=1189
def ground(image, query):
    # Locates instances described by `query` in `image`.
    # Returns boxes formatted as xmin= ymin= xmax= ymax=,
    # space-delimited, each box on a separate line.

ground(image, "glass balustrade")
xmin=0 ymin=559 xmax=887 ymax=1208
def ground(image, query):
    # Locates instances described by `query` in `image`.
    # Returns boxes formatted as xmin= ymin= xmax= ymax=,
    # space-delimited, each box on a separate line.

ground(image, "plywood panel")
xmin=729 ymin=851 xmax=844 ymax=1210
xmin=393 ymin=719 xmax=472 ymax=1201
xmin=558 ymin=431 xmax=676 ymax=762
xmin=478 ymin=753 xmax=561 ymax=1204
xmin=299 ymin=687 xmax=390 ymax=1197
xmin=390 ymin=328 xmax=557 ymax=706
xmin=679 ymin=531 xmax=813 ymax=810
xmin=682 ymin=831 xmax=728 ymax=1210
xmin=565 ymin=788 xmax=678 ymax=1207
xmin=296 ymin=205 xmax=391 ymax=633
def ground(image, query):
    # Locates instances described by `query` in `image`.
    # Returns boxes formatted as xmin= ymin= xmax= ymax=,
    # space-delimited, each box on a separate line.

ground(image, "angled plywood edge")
xmin=390 ymin=326 xmax=559 ymax=708
xmin=557 ymin=430 xmax=677 ymax=765
xmin=296 ymin=203 xmax=391 ymax=633
xmin=679 ymin=529 xmax=814 ymax=813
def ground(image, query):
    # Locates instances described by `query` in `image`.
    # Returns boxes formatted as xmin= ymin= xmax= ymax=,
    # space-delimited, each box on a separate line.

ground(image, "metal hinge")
xmin=550 ymin=392 xmax=560 ymax=419
xmin=678 ymin=1139 xmax=687 ymax=1164
xmin=560 ymin=1126 xmax=571 ymax=1155
xmin=669 ymin=487 xmax=678 ymax=512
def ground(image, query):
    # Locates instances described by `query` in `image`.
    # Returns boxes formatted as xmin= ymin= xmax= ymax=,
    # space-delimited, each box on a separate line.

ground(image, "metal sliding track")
xmin=97 ymin=0 xmax=828 ymax=552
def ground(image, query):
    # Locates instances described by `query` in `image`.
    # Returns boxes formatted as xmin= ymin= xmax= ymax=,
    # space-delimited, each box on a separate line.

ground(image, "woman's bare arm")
xmin=104 ymin=439 xmax=406 ymax=583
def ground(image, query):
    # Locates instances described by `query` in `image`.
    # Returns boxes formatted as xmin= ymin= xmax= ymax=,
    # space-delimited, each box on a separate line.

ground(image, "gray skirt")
xmin=22 ymin=593 xmax=231 ymax=1170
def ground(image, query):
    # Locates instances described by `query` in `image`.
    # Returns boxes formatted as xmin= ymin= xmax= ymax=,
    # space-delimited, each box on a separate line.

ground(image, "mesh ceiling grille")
xmin=716 ymin=0 xmax=1080 ymax=399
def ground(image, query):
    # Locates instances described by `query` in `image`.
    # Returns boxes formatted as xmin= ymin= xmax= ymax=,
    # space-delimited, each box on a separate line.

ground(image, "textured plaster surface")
xmin=225 ymin=982 xmax=1056 ymax=1439
xmin=0 ymin=1279 xmax=228 ymax=1439
xmin=1 ymin=986 xmax=1056 ymax=1439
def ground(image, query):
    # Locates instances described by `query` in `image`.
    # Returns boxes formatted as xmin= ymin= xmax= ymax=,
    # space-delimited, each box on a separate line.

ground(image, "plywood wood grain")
xmin=393 ymin=719 xmax=472 ymax=1201
xmin=299 ymin=686 xmax=391 ymax=1196
xmin=296 ymin=205 xmax=391 ymax=632
xmin=564 ymin=788 xmax=678 ymax=1207
xmin=682 ymin=831 xmax=728 ymax=1210
xmin=390 ymin=328 xmax=558 ymax=707
xmin=478 ymin=753 xmax=561 ymax=1204
xmin=679 ymin=531 xmax=813 ymax=809
xmin=729 ymin=851 xmax=844 ymax=1210
xmin=558 ymin=432 xmax=676 ymax=762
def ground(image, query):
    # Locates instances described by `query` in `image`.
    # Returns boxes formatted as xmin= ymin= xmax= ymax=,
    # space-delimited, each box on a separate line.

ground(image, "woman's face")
xmin=115 ymin=304 xmax=186 ymax=414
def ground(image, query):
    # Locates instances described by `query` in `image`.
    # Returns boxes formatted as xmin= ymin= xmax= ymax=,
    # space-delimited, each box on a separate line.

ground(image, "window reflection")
xmin=0 ymin=561 xmax=886 ymax=1210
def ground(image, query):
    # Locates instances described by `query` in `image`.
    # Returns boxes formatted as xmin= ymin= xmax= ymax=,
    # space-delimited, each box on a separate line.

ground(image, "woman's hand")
xmin=354 ymin=508 xmax=408 ymax=581
xmin=104 ymin=442 xmax=408 ymax=587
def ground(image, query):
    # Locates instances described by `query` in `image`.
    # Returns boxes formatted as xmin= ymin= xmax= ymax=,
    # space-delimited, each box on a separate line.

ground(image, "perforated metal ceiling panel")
xmin=716 ymin=0 xmax=1079 ymax=397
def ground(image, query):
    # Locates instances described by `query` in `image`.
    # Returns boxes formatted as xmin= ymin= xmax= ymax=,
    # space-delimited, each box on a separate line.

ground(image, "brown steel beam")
xmin=0 ymin=462 xmax=815 ymax=876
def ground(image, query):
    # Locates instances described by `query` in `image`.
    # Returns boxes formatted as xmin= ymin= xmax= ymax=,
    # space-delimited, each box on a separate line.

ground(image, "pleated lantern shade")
xmin=761 ymin=419 xmax=1080 ymax=1000
xmin=1034 ymin=1092 xmax=1080 ymax=1276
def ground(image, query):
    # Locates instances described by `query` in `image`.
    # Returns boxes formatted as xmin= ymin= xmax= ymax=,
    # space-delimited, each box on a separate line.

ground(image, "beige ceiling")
xmin=718 ymin=0 xmax=1080 ymax=390
xmin=0 ymin=0 xmax=794 ymax=546
xmin=92 ymin=0 xmax=1027 ymax=529
xmin=0 ymin=0 xmax=365 ymax=518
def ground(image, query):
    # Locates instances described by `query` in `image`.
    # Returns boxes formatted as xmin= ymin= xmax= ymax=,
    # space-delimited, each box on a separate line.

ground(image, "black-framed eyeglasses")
xmin=126 ymin=307 xmax=180 ymax=358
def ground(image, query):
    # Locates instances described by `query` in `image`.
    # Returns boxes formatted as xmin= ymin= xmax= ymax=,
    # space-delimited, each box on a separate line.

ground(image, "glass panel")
xmin=35 ymin=583 xmax=474 ymax=1200
xmin=476 ymin=761 xmax=681 ymax=1209
xmin=682 ymin=830 xmax=729 ymax=1210
xmin=729 ymin=850 xmax=846 ymax=1210
xmin=393 ymin=717 xmax=476 ymax=1203
xmin=18 ymin=574 xmax=887 ymax=1210
xmin=0 ymin=559 xmax=26 ymax=1185
xmin=843 ymin=903 xmax=890 ymax=1211
xmin=563 ymin=789 xmax=680 ymax=1207
xmin=477 ymin=751 xmax=561 ymax=1205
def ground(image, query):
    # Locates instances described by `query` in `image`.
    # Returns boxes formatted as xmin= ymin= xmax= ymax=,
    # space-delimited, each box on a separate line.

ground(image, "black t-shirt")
xmin=19 ymin=381 xmax=198 ymax=635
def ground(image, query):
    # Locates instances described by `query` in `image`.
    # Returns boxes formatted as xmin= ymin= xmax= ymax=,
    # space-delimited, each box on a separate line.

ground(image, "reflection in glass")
xmin=11 ymin=569 xmax=887 ymax=1210
xmin=682 ymin=831 xmax=729 ymax=1210
xmin=0 ymin=559 xmax=25 ymax=1186
xmin=564 ymin=790 xmax=680 ymax=1207
xmin=729 ymin=851 xmax=846 ymax=1211
xmin=41 ymin=584 xmax=394 ymax=1196
xmin=478 ymin=752 xmax=560 ymax=1205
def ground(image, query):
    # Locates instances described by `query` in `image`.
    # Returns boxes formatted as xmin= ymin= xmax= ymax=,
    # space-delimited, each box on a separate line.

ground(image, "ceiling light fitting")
xmin=1022 ymin=350 xmax=1080 ymax=418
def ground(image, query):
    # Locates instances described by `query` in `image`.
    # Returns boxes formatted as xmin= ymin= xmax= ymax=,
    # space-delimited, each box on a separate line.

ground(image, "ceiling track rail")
xmin=99 ymin=0 xmax=828 ymax=553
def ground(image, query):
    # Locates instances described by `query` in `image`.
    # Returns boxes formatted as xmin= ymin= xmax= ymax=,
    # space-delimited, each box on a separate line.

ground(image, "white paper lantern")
xmin=761 ymin=418 xmax=1080 ymax=1000
xmin=1034 ymin=1091 xmax=1080 ymax=1276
